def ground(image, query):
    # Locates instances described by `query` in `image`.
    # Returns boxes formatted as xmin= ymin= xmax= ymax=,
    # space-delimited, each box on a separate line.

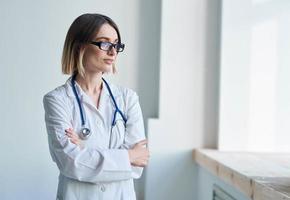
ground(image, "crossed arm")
xmin=65 ymin=128 xmax=150 ymax=167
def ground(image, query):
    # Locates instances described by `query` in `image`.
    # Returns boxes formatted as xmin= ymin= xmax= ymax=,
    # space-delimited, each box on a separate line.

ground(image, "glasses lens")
xmin=116 ymin=43 xmax=125 ymax=52
xmin=95 ymin=42 xmax=124 ymax=52
xmin=100 ymin=42 xmax=112 ymax=51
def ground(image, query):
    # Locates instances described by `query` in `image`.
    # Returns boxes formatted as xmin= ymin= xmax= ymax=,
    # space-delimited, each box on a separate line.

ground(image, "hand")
xmin=65 ymin=128 xmax=81 ymax=146
xmin=128 ymin=140 xmax=150 ymax=167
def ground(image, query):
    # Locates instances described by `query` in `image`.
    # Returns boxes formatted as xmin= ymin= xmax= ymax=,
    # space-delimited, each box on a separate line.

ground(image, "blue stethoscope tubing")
xmin=71 ymin=74 xmax=127 ymax=140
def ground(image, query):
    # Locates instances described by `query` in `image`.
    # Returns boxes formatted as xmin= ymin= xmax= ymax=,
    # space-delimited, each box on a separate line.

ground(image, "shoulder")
xmin=43 ymin=84 xmax=70 ymax=108
xmin=108 ymin=83 xmax=141 ymax=114
xmin=110 ymin=83 xmax=139 ymax=101
xmin=44 ymin=84 xmax=67 ymax=100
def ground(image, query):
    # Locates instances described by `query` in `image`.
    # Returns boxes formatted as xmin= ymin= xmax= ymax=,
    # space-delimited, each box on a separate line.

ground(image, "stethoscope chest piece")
xmin=80 ymin=127 xmax=91 ymax=140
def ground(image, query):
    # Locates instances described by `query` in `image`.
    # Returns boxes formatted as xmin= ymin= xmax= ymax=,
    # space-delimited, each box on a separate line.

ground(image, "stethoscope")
xmin=71 ymin=74 xmax=127 ymax=140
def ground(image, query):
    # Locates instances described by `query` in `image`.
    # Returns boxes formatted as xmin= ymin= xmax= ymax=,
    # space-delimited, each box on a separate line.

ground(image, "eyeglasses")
xmin=90 ymin=41 xmax=125 ymax=53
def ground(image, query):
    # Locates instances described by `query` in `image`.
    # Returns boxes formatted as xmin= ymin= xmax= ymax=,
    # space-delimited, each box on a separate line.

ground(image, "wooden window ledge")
xmin=193 ymin=149 xmax=290 ymax=200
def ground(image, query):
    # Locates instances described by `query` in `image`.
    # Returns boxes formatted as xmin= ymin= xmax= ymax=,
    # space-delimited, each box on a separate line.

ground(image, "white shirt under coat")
xmin=43 ymin=77 xmax=145 ymax=200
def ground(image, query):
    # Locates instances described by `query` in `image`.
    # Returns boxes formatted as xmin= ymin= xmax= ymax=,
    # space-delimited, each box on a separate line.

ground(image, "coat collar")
xmin=65 ymin=76 xmax=121 ymax=98
xmin=64 ymin=76 xmax=123 ymax=124
xmin=65 ymin=77 xmax=122 ymax=116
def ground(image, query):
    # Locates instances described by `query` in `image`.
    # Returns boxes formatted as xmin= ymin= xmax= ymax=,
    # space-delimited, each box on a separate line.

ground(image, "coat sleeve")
xmin=43 ymin=92 xmax=133 ymax=184
xmin=120 ymin=90 xmax=146 ymax=179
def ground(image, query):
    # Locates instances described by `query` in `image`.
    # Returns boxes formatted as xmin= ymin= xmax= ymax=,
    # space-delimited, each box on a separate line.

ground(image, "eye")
xmin=100 ymin=42 xmax=112 ymax=50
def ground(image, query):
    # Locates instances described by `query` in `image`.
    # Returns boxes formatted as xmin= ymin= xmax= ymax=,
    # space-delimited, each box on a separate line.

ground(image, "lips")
xmin=104 ymin=59 xmax=114 ymax=65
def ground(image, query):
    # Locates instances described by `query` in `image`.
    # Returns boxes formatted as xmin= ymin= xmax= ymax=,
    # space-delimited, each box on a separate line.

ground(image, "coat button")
xmin=101 ymin=185 xmax=106 ymax=192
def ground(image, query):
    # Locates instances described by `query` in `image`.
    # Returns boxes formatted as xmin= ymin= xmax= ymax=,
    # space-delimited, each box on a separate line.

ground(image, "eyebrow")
xmin=95 ymin=36 xmax=119 ymax=42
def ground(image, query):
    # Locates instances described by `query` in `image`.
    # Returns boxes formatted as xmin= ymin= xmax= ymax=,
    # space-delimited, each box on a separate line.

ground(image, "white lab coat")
xmin=43 ymin=77 xmax=145 ymax=200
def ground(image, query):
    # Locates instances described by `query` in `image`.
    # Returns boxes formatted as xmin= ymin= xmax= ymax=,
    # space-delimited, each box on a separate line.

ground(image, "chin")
xmin=102 ymin=65 xmax=113 ymax=73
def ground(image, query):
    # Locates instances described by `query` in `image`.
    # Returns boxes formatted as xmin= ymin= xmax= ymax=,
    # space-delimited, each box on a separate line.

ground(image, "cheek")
xmin=83 ymin=49 xmax=102 ymax=64
xmin=92 ymin=54 xmax=106 ymax=66
xmin=94 ymin=51 xmax=104 ymax=61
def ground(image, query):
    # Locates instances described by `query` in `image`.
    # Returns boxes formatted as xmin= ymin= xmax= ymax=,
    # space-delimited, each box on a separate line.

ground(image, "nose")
xmin=107 ymin=46 xmax=117 ymax=56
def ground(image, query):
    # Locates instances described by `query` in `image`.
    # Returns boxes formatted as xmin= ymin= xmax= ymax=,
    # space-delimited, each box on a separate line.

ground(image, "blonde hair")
xmin=61 ymin=13 xmax=121 ymax=77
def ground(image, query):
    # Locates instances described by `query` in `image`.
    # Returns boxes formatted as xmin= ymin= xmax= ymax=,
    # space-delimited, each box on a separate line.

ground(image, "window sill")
xmin=193 ymin=149 xmax=290 ymax=200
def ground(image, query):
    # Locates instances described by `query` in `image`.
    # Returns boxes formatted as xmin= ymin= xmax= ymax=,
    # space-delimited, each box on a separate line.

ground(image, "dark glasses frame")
xmin=90 ymin=41 xmax=125 ymax=53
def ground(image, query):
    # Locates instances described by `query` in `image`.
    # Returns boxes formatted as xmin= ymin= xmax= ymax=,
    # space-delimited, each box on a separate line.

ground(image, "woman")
xmin=43 ymin=13 xmax=149 ymax=200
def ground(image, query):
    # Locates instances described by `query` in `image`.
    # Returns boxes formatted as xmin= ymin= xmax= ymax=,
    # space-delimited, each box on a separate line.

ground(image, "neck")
xmin=75 ymin=73 xmax=103 ymax=94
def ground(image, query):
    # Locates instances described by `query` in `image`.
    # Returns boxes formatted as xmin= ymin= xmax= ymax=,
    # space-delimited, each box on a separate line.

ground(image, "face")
xmin=82 ymin=23 xmax=119 ymax=74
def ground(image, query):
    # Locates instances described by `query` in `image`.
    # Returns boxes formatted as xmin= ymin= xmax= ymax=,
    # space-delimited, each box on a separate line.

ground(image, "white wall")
xmin=0 ymin=0 xmax=160 ymax=199
xmin=145 ymin=0 xmax=221 ymax=199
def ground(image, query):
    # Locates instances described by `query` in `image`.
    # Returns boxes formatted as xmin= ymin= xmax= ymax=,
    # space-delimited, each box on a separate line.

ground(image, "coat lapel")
xmin=98 ymin=80 xmax=122 ymax=122
xmin=65 ymin=77 xmax=122 ymax=125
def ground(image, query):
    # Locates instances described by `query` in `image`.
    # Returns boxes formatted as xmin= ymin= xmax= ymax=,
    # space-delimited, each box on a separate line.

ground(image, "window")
xmin=218 ymin=0 xmax=290 ymax=152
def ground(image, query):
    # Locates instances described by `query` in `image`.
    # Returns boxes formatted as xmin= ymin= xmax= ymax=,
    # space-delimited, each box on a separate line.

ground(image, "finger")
xmin=65 ymin=129 xmax=73 ymax=134
xmin=71 ymin=131 xmax=77 ymax=135
xmin=66 ymin=132 xmax=73 ymax=137
xmin=134 ymin=160 xmax=148 ymax=167
xmin=66 ymin=128 xmax=77 ymax=135
xmin=134 ymin=156 xmax=149 ymax=163
xmin=70 ymin=134 xmax=79 ymax=140
xmin=69 ymin=138 xmax=76 ymax=143
xmin=141 ymin=160 xmax=148 ymax=166
xmin=139 ymin=149 xmax=150 ymax=156
xmin=141 ymin=158 xmax=149 ymax=165
xmin=70 ymin=138 xmax=79 ymax=145
xmin=66 ymin=131 xmax=78 ymax=138
xmin=69 ymin=135 xmax=76 ymax=140
xmin=66 ymin=134 xmax=78 ymax=141
xmin=71 ymin=134 xmax=80 ymax=140
xmin=66 ymin=134 xmax=72 ymax=138
xmin=139 ymin=156 xmax=150 ymax=162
